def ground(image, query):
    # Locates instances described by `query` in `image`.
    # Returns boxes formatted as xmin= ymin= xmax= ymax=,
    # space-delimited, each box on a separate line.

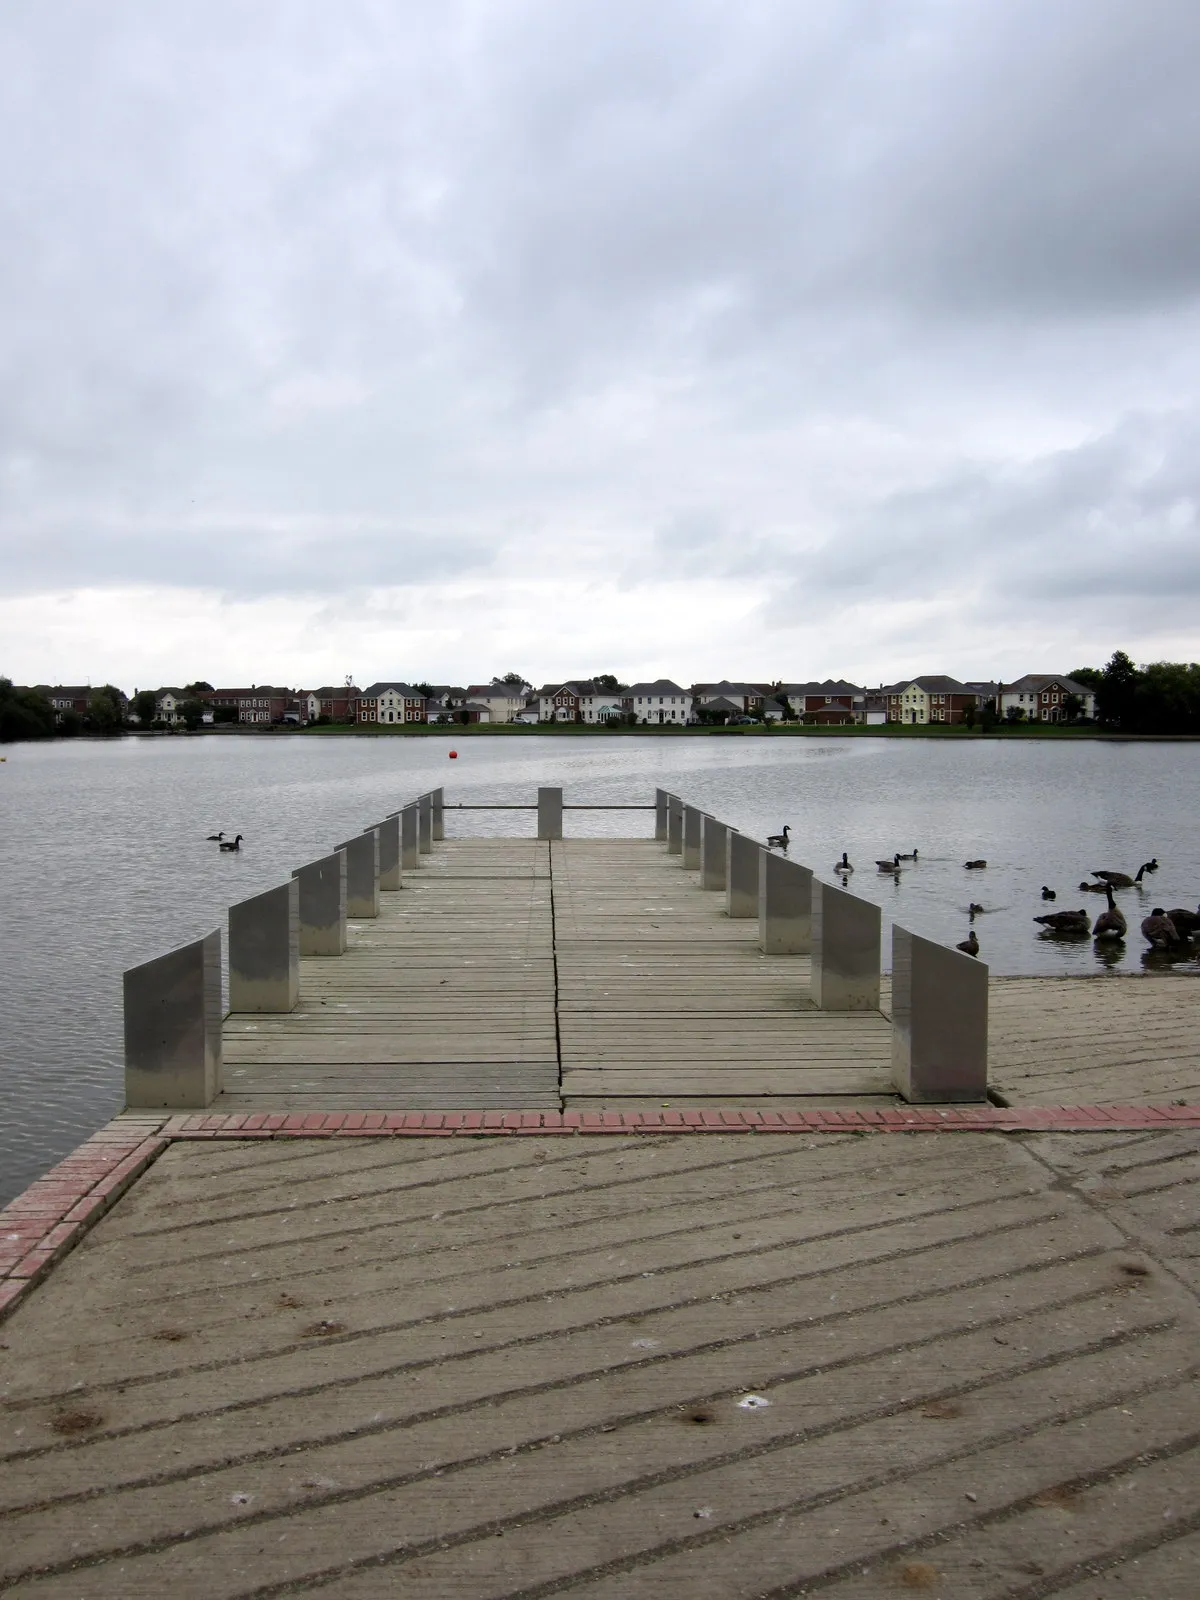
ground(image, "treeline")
xmin=0 ymin=679 xmax=125 ymax=743
xmin=1069 ymin=652 xmax=1200 ymax=734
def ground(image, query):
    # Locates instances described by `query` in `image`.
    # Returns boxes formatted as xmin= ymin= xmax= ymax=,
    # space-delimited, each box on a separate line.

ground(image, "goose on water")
xmin=1091 ymin=864 xmax=1152 ymax=889
xmin=1079 ymin=880 xmax=1110 ymax=893
xmin=1034 ymin=908 xmax=1090 ymax=933
xmin=219 ymin=834 xmax=244 ymax=852
xmin=1141 ymin=908 xmax=1179 ymax=948
xmin=766 ymin=824 xmax=791 ymax=851
xmin=1041 ymin=886 xmax=1056 ymax=900
xmin=964 ymin=859 xmax=987 ymax=870
xmin=206 ymin=831 xmax=224 ymax=841
xmin=896 ymin=849 xmax=919 ymax=861
xmin=876 ymin=854 xmax=902 ymax=872
xmin=833 ymin=852 xmax=854 ymax=873
xmin=956 ymin=930 xmax=980 ymax=957
xmin=1165 ymin=904 xmax=1200 ymax=938
xmin=1092 ymin=883 xmax=1127 ymax=941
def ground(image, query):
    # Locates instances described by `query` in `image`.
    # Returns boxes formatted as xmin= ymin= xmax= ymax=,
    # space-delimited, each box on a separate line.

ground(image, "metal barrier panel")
xmin=291 ymin=851 xmax=348 ymax=955
xmin=376 ymin=813 xmax=401 ymax=891
xmin=432 ymin=786 xmax=445 ymax=842
xmin=655 ymin=788 xmax=669 ymax=842
xmin=892 ymin=925 xmax=989 ymax=1102
xmin=336 ymin=830 xmax=381 ymax=919
xmin=229 ymin=880 xmax=300 ymax=1013
xmin=124 ymin=930 xmax=222 ymax=1109
xmin=811 ymin=879 xmax=880 ymax=1010
xmin=700 ymin=815 xmax=729 ymax=890
xmin=726 ymin=830 xmax=760 ymax=918
xmin=538 ymin=786 xmax=564 ymax=840
xmin=759 ymin=853 xmax=813 ymax=954
xmin=418 ymin=793 xmax=433 ymax=853
xmin=682 ymin=805 xmax=702 ymax=869
xmin=400 ymin=803 xmax=420 ymax=869
xmin=667 ymin=796 xmax=683 ymax=854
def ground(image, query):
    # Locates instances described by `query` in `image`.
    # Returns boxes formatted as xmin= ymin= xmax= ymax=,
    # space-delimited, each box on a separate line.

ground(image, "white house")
xmin=623 ymin=680 xmax=690 ymax=725
xmin=357 ymin=683 xmax=427 ymax=724
xmin=465 ymin=680 xmax=530 ymax=723
xmin=998 ymin=675 xmax=1095 ymax=722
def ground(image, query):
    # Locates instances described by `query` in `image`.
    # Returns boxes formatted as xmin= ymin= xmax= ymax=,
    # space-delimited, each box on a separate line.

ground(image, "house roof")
xmin=625 ymin=680 xmax=687 ymax=697
xmin=703 ymin=695 xmax=743 ymax=714
xmin=360 ymin=682 xmax=422 ymax=698
xmin=308 ymin=685 xmax=360 ymax=698
xmin=783 ymin=680 xmax=862 ymax=698
xmin=1005 ymin=674 xmax=1091 ymax=695
xmin=891 ymin=676 xmax=968 ymax=694
xmin=692 ymin=680 xmax=760 ymax=697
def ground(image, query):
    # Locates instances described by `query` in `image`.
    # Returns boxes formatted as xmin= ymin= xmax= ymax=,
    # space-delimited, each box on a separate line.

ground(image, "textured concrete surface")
xmin=2 ymin=1128 xmax=1198 ymax=1596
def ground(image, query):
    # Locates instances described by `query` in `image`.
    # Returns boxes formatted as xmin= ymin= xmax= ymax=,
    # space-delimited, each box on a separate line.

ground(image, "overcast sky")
xmin=3 ymin=0 xmax=1200 ymax=691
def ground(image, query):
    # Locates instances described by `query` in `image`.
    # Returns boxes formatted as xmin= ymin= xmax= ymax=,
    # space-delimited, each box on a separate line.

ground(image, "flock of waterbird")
xmin=765 ymin=830 xmax=1199 ymax=959
xmin=205 ymin=831 xmax=243 ymax=851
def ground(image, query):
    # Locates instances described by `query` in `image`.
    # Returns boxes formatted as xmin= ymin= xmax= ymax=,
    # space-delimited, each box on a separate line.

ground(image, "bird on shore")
xmin=206 ymin=831 xmax=224 ymax=841
xmin=766 ymin=824 xmax=791 ymax=851
xmin=1141 ymin=908 xmax=1179 ymax=947
xmin=1091 ymin=864 xmax=1151 ymax=889
xmin=1165 ymin=904 xmax=1200 ymax=938
xmin=833 ymin=852 xmax=853 ymax=873
xmin=964 ymin=859 xmax=987 ymax=869
xmin=956 ymin=930 xmax=980 ymax=956
xmin=1093 ymin=883 xmax=1127 ymax=941
xmin=876 ymin=854 xmax=902 ymax=872
xmin=219 ymin=834 xmax=244 ymax=852
xmin=1041 ymin=886 xmax=1056 ymax=900
xmin=897 ymin=848 xmax=919 ymax=861
xmin=1034 ymin=908 xmax=1090 ymax=933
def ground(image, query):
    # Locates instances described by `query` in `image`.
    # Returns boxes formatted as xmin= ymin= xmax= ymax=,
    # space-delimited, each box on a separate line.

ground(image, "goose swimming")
xmin=1090 ymin=864 xmax=1150 ymax=889
xmin=219 ymin=834 xmax=244 ymax=852
xmin=1034 ymin=908 xmax=1090 ymax=933
xmin=833 ymin=852 xmax=853 ymax=873
xmin=876 ymin=854 xmax=902 ymax=872
xmin=206 ymin=831 xmax=224 ymax=841
xmin=964 ymin=859 xmax=987 ymax=870
xmin=896 ymin=849 xmax=919 ymax=861
xmin=1092 ymin=883 xmax=1127 ymax=941
xmin=766 ymin=824 xmax=791 ymax=851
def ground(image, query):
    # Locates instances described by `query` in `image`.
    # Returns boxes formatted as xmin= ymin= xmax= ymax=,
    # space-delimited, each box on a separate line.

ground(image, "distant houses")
xmin=12 ymin=669 xmax=1100 ymax=731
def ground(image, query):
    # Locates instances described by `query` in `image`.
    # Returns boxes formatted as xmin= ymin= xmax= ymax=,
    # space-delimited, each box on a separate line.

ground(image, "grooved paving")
xmin=1 ymin=1131 xmax=1198 ymax=1596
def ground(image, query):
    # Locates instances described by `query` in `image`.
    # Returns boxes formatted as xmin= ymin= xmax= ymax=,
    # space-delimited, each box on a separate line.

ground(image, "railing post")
xmin=229 ymin=881 xmax=299 ymax=1013
xmin=892 ymin=926 xmax=989 ymax=1102
xmin=376 ymin=813 xmax=401 ymax=891
xmin=400 ymin=803 xmax=420 ymax=870
xmin=682 ymin=804 xmax=702 ymax=869
xmin=725 ymin=831 xmax=760 ymax=918
xmin=700 ymin=815 xmax=729 ymax=890
xmin=759 ymin=854 xmax=813 ymax=954
xmin=538 ymin=786 xmax=563 ymax=840
xmin=667 ymin=796 xmax=683 ymax=854
xmin=432 ymin=786 xmax=445 ymax=842
xmin=291 ymin=851 xmax=347 ymax=955
xmin=811 ymin=880 xmax=880 ymax=1010
xmin=418 ymin=793 xmax=433 ymax=854
xmin=655 ymin=788 xmax=668 ymax=842
xmin=124 ymin=930 xmax=222 ymax=1109
xmin=336 ymin=830 xmax=380 ymax=918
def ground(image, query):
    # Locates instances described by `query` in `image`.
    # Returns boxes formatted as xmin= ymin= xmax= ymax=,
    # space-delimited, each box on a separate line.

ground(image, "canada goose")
xmin=833 ymin=852 xmax=853 ymax=873
xmin=1165 ymin=904 xmax=1200 ymax=938
xmin=1091 ymin=865 xmax=1150 ymax=889
xmin=206 ymin=831 xmax=224 ymax=841
xmin=1041 ymin=886 xmax=1056 ymax=900
xmin=1141 ymin=908 xmax=1179 ymax=947
xmin=897 ymin=849 xmax=919 ymax=861
xmin=219 ymin=834 xmax=244 ymax=852
xmin=964 ymin=859 xmax=987 ymax=870
xmin=766 ymin=824 xmax=791 ymax=850
xmin=1034 ymin=908 xmax=1090 ymax=933
xmin=1093 ymin=883 xmax=1127 ymax=940
xmin=1079 ymin=880 xmax=1109 ymax=892
xmin=876 ymin=854 xmax=902 ymax=872
xmin=1143 ymin=858 xmax=1160 ymax=872
xmin=956 ymin=930 xmax=980 ymax=956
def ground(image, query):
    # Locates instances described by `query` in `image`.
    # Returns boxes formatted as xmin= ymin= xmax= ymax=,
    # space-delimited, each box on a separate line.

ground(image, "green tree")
xmin=500 ymin=671 xmax=526 ymax=687
xmin=1096 ymin=650 xmax=1139 ymax=728
xmin=184 ymin=680 xmax=213 ymax=692
xmin=212 ymin=704 xmax=239 ymax=725
xmin=86 ymin=686 xmax=124 ymax=734
xmin=177 ymin=697 xmax=207 ymax=730
xmin=592 ymin=673 xmax=624 ymax=693
xmin=1061 ymin=692 xmax=1084 ymax=722
xmin=131 ymin=689 xmax=158 ymax=725
xmin=0 ymin=678 xmax=56 ymax=742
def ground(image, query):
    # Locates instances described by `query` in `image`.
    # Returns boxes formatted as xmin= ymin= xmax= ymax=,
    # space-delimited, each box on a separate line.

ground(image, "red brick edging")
xmin=3 ymin=1103 xmax=1198 ymax=1323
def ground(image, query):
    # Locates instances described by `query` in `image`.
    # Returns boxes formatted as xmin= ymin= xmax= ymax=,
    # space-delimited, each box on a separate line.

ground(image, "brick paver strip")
xmin=2 ymin=1102 xmax=1199 ymax=1325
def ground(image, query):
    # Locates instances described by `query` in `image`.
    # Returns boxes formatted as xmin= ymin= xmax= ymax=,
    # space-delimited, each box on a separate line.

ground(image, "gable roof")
xmin=360 ymin=682 xmax=422 ymax=698
xmin=1005 ymin=674 xmax=1091 ymax=695
xmin=624 ymin=679 xmax=688 ymax=697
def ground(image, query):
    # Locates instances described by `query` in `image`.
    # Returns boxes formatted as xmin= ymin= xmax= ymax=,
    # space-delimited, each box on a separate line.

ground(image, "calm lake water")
xmin=1 ymin=731 xmax=1197 ymax=1203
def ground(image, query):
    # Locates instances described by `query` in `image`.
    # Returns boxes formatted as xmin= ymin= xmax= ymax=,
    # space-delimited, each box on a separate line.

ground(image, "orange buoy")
xmin=449 ymin=750 xmax=458 ymax=758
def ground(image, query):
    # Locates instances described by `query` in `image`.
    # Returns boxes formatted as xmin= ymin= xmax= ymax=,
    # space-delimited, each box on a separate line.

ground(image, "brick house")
xmin=783 ymin=680 xmax=863 ymax=724
xmin=886 ymin=676 xmax=977 ymax=725
xmin=305 ymin=685 xmax=360 ymax=723
xmin=998 ymin=675 xmax=1095 ymax=723
xmin=690 ymin=681 xmax=766 ymax=718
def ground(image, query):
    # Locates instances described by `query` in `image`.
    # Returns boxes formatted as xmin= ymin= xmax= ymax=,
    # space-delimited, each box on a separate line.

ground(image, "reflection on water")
xmin=0 ymin=731 xmax=1197 ymax=1202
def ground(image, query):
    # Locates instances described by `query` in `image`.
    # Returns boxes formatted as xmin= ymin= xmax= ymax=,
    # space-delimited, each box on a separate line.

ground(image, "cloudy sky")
xmin=3 ymin=0 xmax=1200 ymax=692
